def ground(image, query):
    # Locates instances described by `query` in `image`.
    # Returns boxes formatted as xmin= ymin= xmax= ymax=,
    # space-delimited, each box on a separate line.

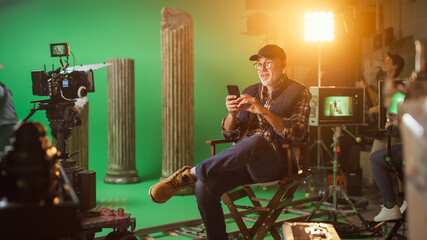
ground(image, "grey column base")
xmin=104 ymin=169 xmax=140 ymax=184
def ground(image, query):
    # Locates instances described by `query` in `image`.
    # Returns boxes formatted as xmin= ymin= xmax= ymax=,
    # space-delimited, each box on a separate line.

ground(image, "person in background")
xmin=369 ymin=53 xmax=406 ymax=222
xmin=364 ymin=53 xmax=405 ymax=155
xmin=0 ymin=81 xmax=18 ymax=152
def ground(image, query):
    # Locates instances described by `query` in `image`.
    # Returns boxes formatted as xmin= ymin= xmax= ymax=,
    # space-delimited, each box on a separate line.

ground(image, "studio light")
xmin=304 ymin=11 xmax=334 ymax=42
xmin=305 ymin=11 xmax=335 ymax=169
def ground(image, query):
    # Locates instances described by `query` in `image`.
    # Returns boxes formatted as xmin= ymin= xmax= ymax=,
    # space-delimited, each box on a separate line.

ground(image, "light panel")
xmin=305 ymin=11 xmax=334 ymax=42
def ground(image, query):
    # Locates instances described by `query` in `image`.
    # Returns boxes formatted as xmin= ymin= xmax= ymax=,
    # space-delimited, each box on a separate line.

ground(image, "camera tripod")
xmin=310 ymin=126 xmax=334 ymax=168
xmin=306 ymin=126 xmax=370 ymax=229
xmin=18 ymin=98 xmax=84 ymax=173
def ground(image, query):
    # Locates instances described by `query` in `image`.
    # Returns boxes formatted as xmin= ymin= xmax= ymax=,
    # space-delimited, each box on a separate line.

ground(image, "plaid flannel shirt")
xmin=221 ymin=78 xmax=310 ymax=145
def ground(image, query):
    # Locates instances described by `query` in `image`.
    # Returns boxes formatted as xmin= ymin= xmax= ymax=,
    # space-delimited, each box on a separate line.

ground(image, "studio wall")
xmin=0 ymin=0 xmax=362 ymax=181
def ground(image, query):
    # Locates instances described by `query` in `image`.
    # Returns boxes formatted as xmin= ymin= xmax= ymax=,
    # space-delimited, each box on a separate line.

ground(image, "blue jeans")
xmin=194 ymin=135 xmax=287 ymax=240
xmin=370 ymin=144 xmax=403 ymax=207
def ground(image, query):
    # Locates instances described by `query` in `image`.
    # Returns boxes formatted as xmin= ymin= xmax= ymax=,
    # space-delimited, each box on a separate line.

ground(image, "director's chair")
xmin=206 ymin=139 xmax=311 ymax=240
xmin=380 ymin=134 xmax=406 ymax=240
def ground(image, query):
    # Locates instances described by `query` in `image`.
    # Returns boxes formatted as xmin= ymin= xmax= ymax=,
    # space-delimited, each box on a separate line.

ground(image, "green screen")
xmin=323 ymin=96 xmax=353 ymax=117
xmin=0 ymin=0 xmax=268 ymax=181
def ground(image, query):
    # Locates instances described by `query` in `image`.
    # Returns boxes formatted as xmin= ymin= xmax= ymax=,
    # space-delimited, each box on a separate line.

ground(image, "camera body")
xmin=31 ymin=69 xmax=94 ymax=99
xmin=31 ymin=43 xmax=95 ymax=99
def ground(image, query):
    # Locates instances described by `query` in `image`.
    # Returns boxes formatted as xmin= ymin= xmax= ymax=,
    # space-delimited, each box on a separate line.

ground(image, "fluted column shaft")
xmin=68 ymin=97 xmax=89 ymax=170
xmin=105 ymin=58 xmax=139 ymax=184
xmin=161 ymin=7 xmax=194 ymax=179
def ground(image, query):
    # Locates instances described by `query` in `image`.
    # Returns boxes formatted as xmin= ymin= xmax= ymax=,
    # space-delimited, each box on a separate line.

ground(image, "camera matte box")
xmin=31 ymin=70 xmax=48 ymax=96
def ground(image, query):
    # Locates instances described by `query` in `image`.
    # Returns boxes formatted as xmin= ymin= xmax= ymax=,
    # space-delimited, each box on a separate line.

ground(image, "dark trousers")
xmin=194 ymin=135 xmax=287 ymax=240
xmin=370 ymin=144 xmax=403 ymax=206
xmin=0 ymin=124 xmax=14 ymax=152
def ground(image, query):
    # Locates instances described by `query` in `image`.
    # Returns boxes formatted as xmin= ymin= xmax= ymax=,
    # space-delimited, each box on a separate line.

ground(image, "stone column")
xmin=104 ymin=58 xmax=140 ymax=184
xmin=161 ymin=7 xmax=194 ymax=183
xmin=67 ymin=97 xmax=89 ymax=170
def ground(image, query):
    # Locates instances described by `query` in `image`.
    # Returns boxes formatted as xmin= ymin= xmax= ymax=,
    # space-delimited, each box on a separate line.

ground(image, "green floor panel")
xmin=94 ymin=178 xmax=370 ymax=239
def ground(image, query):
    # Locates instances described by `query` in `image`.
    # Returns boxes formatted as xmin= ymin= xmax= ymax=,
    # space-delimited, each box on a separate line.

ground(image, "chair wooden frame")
xmin=381 ymin=134 xmax=406 ymax=240
xmin=205 ymin=139 xmax=311 ymax=240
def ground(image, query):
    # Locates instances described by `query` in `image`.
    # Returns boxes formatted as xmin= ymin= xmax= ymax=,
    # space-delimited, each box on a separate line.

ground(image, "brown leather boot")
xmin=149 ymin=166 xmax=195 ymax=204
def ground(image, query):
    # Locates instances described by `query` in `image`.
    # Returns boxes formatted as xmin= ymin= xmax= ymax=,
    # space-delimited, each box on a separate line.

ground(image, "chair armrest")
xmin=205 ymin=139 xmax=235 ymax=145
xmin=205 ymin=139 xmax=236 ymax=157
xmin=281 ymin=142 xmax=309 ymax=149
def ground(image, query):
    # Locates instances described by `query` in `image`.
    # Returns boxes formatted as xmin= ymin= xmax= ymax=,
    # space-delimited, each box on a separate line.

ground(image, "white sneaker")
xmin=400 ymin=200 xmax=407 ymax=214
xmin=374 ymin=205 xmax=403 ymax=222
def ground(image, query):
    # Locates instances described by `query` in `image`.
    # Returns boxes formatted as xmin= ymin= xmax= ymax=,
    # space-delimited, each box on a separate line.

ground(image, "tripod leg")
xmin=340 ymin=189 xmax=370 ymax=229
xmin=320 ymin=141 xmax=333 ymax=161
xmin=306 ymin=189 xmax=330 ymax=221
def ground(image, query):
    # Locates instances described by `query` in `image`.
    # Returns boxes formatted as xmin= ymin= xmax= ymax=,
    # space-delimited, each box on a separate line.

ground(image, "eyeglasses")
xmin=254 ymin=61 xmax=275 ymax=71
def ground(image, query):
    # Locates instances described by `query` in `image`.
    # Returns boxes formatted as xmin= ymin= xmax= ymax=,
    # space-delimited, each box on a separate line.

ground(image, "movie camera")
xmin=0 ymin=44 xmax=136 ymax=239
xmin=20 ymin=43 xmax=112 ymax=206
xmin=24 ymin=43 xmax=110 ymax=157
xmin=31 ymin=43 xmax=95 ymax=100
xmin=2 ymin=42 xmax=100 ymax=210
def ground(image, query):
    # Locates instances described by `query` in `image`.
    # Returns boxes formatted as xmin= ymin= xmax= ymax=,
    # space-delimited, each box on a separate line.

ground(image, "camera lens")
xmin=77 ymin=86 xmax=88 ymax=98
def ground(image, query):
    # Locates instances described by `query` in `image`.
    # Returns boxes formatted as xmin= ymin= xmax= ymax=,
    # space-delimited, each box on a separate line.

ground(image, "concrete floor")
xmin=327 ymin=186 xmax=408 ymax=239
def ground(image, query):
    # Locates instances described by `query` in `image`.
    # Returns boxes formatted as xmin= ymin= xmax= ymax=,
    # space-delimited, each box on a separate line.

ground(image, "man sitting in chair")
xmin=149 ymin=44 xmax=311 ymax=239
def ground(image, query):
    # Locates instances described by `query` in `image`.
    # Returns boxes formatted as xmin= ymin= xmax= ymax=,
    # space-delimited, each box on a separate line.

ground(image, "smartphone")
xmin=227 ymin=85 xmax=240 ymax=98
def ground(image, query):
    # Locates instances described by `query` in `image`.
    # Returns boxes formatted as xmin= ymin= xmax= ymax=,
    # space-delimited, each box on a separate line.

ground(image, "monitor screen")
xmin=323 ymin=96 xmax=353 ymax=117
xmin=50 ymin=43 xmax=70 ymax=57
xmin=309 ymin=87 xmax=365 ymax=126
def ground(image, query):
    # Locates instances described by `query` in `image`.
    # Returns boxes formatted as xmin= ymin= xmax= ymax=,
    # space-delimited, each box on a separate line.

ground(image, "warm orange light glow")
xmin=304 ymin=12 xmax=334 ymax=42
xmin=46 ymin=146 xmax=58 ymax=158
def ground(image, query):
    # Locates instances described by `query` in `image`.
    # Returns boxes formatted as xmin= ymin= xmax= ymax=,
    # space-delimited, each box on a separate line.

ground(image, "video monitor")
xmin=309 ymin=87 xmax=365 ymax=126
xmin=50 ymin=43 xmax=70 ymax=57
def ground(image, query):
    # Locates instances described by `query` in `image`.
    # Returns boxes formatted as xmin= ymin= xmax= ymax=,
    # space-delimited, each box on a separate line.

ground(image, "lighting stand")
xmin=310 ymin=44 xmax=333 ymax=168
xmin=306 ymin=126 xmax=369 ymax=229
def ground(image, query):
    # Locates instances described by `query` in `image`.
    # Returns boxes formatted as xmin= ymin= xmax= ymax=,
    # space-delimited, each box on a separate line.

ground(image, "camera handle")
xmin=59 ymin=56 xmax=69 ymax=70
xmin=12 ymin=101 xmax=45 ymax=134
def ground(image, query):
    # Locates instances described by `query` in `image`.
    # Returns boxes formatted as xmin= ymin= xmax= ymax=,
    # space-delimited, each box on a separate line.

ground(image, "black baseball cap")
xmin=249 ymin=44 xmax=286 ymax=61
xmin=387 ymin=52 xmax=405 ymax=75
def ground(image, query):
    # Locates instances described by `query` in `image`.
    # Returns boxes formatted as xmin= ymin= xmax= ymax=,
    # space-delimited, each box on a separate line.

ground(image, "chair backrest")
xmin=282 ymin=141 xmax=310 ymax=178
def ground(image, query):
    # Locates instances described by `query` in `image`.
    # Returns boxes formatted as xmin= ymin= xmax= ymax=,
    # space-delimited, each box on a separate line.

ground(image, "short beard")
xmin=260 ymin=74 xmax=279 ymax=87
xmin=260 ymin=78 xmax=274 ymax=87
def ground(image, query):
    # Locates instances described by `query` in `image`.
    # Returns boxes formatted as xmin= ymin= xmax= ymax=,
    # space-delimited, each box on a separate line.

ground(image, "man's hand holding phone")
xmin=225 ymin=85 xmax=264 ymax=115
xmin=226 ymin=85 xmax=243 ymax=114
